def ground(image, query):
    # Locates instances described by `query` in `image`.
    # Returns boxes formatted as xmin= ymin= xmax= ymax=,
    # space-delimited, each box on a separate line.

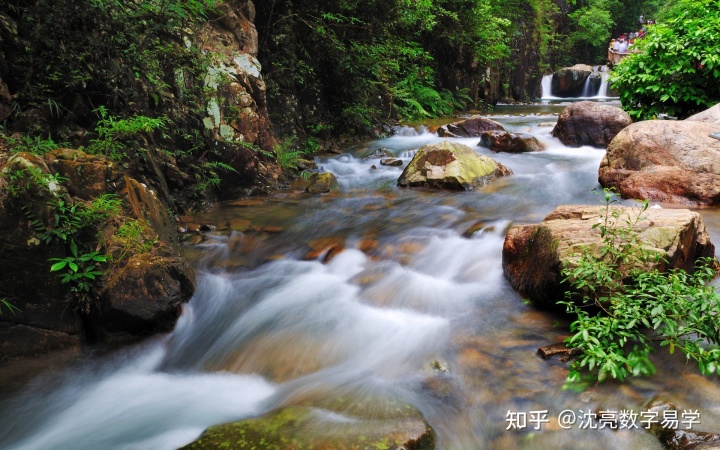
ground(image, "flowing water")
xmin=2 ymin=104 xmax=720 ymax=450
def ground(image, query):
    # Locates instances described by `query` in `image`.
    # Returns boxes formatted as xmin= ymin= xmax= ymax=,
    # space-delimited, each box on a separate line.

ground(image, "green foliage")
xmin=611 ymin=0 xmax=720 ymax=120
xmin=38 ymin=195 xmax=121 ymax=245
xmin=561 ymin=189 xmax=720 ymax=387
xmin=87 ymin=107 xmax=168 ymax=160
xmin=0 ymin=133 xmax=66 ymax=156
xmin=273 ymin=138 xmax=304 ymax=170
xmin=1 ymin=167 xmax=67 ymax=198
xmin=197 ymin=161 xmax=239 ymax=192
xmin=0 ymin=299 xmax=20 ymax=317
xmin=114 ymin=219 xmax=158 ymax=260
xmin=49 ymin=240 xmax=107 ymax=294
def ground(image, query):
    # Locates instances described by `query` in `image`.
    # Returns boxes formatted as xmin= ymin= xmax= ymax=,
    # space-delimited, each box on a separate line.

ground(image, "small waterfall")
xmin=540 ymin=74 xmax=556 ymax=99
xmin=580 ymin=76 xmax=593 ymax=98
xmin=595 ymin=71 xmax=610 ymax=98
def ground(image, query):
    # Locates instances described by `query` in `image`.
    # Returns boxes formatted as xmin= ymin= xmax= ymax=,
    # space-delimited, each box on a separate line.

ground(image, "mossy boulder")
xmin=181 ymin=404 xmax=435 ymax=450
xmin=502 ymin=205 xmax=716 ymax=309
xmin=305 ymin=172 xmax=339 ymax=194
xmin=397 ymin=141 xmax=511 ymax=191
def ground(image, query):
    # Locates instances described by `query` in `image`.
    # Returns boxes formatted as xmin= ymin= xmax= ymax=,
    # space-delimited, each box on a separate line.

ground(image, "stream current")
xmin=2 ymin=101 xmax=720 ymax=449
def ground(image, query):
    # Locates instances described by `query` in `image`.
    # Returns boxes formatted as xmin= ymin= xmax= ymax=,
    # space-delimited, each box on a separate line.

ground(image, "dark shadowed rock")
xmin=551 ymin=64 xmax=592 ymax=97
xmin=552 ymin=101 xmax=632 ymax=148
xmin=397 ymin=141 xmax=511 ymax=191
xmin=599 ymin=119 xmax=720 ymax=205
xmin=437 ymin=116 xmax=505 ymax=138
xmin=502 ymin=205 xmax=715 ymax=308
xmin=479 ymin=130 xmax=544 ymax=153
xmin=96 ymin=254 xmax=195 ymax=335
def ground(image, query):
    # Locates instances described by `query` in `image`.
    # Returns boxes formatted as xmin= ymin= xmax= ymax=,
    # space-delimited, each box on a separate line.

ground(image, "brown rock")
xmin=479 ymin=130 xmax=544 ymax=153
xmin=380 ymin=158 xmax=403 ymax=166
xmin=502 ymin=205 xmax=715 ymax=308
xmin=599 ymin=119 xmax=720 ymax=205
xmin=551 ymin=64 xmax=593 ymax=97
xmin=687 ymin=103 xmax=720 ymax=124
xmin=552 ymin=101 xmax=632 ymax=148
xmin=97 ymin=254 xmax=195 ymax=335
xmin=437 ymin=115 xmax=505 ymax=138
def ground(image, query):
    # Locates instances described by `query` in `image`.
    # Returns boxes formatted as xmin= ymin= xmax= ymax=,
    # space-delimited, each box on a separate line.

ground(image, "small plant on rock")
xmin=560 ymin=188 xmax=720 ymax=388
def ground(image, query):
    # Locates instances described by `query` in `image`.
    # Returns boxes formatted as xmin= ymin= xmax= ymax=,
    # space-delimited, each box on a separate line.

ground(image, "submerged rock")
xmin=304 ymin=172 xmax=339 ymax=194
xmin=502 ymin=205 xmax=715 ymax=308
xmin=182 ymin=404 xmax=436 ymax=450
xmin=397 ymin=141 xmax=511 ymax=191
xmin=479 ymin=130 xmax=544 ymax=153
xmin=437 ymin=115 xmax=505 ymax=138
xmin=552 ymin=101 xmax=632 ymax=148
xmin=599 ymin=118 xmax=720 ymax=205
xmin=380 ymin=158 xmax=403 ymax=167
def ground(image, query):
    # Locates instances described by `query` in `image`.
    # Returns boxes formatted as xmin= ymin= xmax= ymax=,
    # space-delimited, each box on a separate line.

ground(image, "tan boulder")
xmin=397 ymin=141 xmax=511 ymax=191
xmin=502 ymin=205 xmax=715 ymax=308
xmin=599 ymin=120 xmax=720 ymax=205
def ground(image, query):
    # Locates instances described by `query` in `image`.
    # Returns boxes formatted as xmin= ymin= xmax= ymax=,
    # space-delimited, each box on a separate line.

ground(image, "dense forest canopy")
xmin=611 ymin=0 xmax=720 ymax=120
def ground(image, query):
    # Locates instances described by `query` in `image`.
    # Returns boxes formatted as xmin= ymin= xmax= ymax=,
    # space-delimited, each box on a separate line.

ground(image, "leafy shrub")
xmin=611 ymin=0 xmax=720 ymax=120
xmin=561 ymin=189 xmax=720 ymax=387
xmin=87 ymin=106 xmax=169 ymax=160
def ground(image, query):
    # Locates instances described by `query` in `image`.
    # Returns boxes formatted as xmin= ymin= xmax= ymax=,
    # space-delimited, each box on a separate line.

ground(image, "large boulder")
xmin=96 ymin=254 xmax=195 ymax=336
xmin=397 ymin=141 xmax=511 ymax=190
xmin=502 ymin=205 xmax=715 ymax=309
xmin=0 ymin=150 xmax=196 ymax=358
xmin=437 ymin=116 xmax=505 ymax=138
xmin=551 ymin=64 xmax=593 ymax=97
xmin=686 ymin=103 xmax=720 ymax=124
xmin=552 ymin=101 xmax=632 ymax=148
xmin=599 ymin=120 xmax=720 ymax=205
xmin=479 ymin=130 xmax=544 ymax=153
xmin=181 ymin=404 xmax=435 ymax=450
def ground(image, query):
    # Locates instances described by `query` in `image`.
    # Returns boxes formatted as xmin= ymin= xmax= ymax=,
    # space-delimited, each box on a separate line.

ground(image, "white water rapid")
xmin=2 ymin=103 xmax=720 ymax=450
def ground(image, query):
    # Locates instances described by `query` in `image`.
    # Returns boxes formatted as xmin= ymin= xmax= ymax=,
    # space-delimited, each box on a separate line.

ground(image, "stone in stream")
xmin=551 ymin=101 xmax=632 ymax=148
xmin=502 ymin=205 xmax=715 ymax=309
xmin=380 ymin=158 xmax=403 ymax=167
xmin=599 ymin=113 xmax=720 ymax=205
xmin=181 ymin=404 xmax=436 ymax=450
xmin=478 ymin=130 xmax=544 ymax=153
xmin=645 ymin=402 xmax=720 ymax=449
xmin=550 ymin=64 xmax=593 ymax=97
xmin=436 ymin=115 xmax=505 ymax=138
xmin=304 ymin=172 xmax=339 ymax=194
xmin=397 ymin=141 xmax=512 ymax=191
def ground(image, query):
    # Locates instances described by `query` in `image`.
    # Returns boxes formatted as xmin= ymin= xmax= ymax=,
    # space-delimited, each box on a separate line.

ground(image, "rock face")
xmin=397 ymin=142 xmax=512 ymax=191
xmin=479 ymin=130 xmax=544 ymax=153
xmin=195 ymin=0 xmax=281 ymax=199
xmin=551 ymin=64 xmax=593 ymax=97
xmin=181 ymin=405 xmax=436 ymax=450
xmin=687 ymin=103 xmax=720 ymax=124
xmin=437 ymin=116 xmax=505 ymax=138
xmin=552 ymin=101 xmax=632 ymax=148
xmin=502 ymin=205 xmax=715 ymax=308
xmin=0 ymin=150 xmax=196 ymax=358
xmin=599 ymin=119 xmax=720 ymax=205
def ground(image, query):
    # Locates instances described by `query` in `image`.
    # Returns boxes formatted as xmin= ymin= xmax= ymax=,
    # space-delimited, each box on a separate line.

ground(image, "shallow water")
xmin=2 ymin=105 xmax=720 ymax=450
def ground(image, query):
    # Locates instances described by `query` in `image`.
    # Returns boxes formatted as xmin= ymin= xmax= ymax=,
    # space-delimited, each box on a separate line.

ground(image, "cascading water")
xmin=595 ymin=71 xmax=610 ymax=98
xmin=540 ymin=74 xmax=556 ymax=99
xmin=2 ymin=102 xmax=720 ymax=450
